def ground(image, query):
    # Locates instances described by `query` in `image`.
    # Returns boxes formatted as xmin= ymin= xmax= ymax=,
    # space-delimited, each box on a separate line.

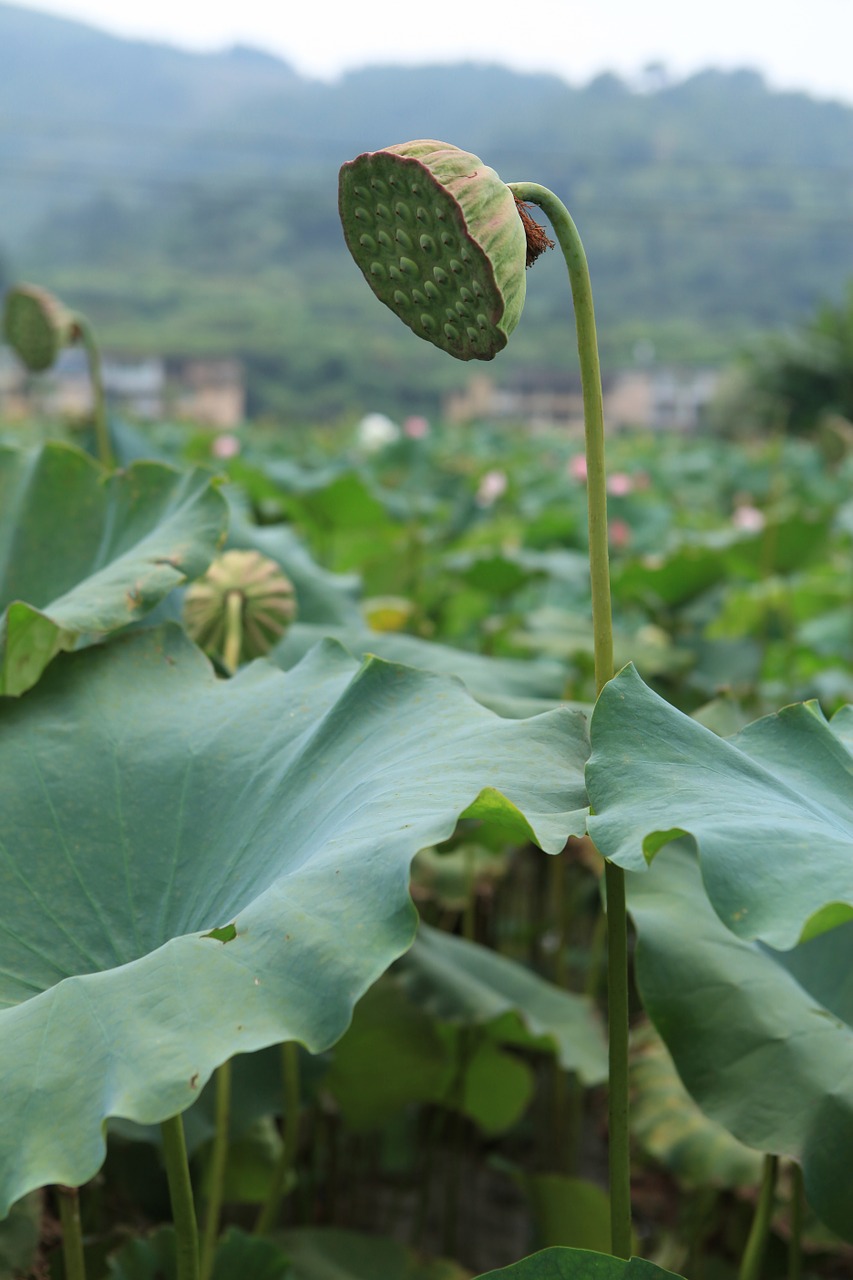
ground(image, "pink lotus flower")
xmin=607 ymin=472 xmax=633 ymax=497
xmin=609 ymin=519 xmax=632 ymax=549
xmin=211 ymin=433 xmax=240 ymax=459
xmin=475 ymin=469 xmax=508 ymax=507
xmin=733 ymin=504 xmax=765 ymax=533
xmin=568 ymin=454 xmax=587 ymax=482
xmin=403 ymin=415 xmax=430 ymax=439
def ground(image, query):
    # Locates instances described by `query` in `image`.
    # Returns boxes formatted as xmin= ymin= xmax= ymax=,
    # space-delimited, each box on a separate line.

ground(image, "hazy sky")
xmin=14 ymin=0 xmax=853 ymax=104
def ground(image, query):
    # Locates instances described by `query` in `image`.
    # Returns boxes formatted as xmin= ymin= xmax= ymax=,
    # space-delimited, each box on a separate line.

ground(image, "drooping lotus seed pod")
xmin=184 ymin=550 xmax=297 ymax=671
xmin=339 ymin=140 xmax=528 ymax=361
xmin=3 ymin=283 xmax=80 ymax=372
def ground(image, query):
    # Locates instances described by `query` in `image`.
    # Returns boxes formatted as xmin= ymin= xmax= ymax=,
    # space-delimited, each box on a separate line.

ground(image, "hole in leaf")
xmin=202 ymin=923 xmax=237 ymax=944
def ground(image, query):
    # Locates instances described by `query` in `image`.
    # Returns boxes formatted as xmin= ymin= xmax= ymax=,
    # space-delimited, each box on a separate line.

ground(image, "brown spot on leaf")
xmin=190 ymin=1073 xmax=199 ymax=1090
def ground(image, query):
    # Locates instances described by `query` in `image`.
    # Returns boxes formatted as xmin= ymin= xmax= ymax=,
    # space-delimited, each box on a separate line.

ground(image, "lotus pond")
xmin=2 ymin=147 xmax=853 ymax=1280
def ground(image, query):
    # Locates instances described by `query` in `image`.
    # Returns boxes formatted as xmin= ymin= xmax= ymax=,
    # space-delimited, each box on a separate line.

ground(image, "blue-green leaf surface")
xmin=0 ymin=626 xmax=588 ymax=1214
xmin=397 ymin=925 xmax=607 ymax=1083
xmin=0 ymin=442 xmax=227 ymax=695
xmin=271 ymin=623 xmax=570 ymax=718
xmin=628 ymin=845 xmax=853 ymax=1241
xmin=587 ymin=664 xmax=853 ymax=947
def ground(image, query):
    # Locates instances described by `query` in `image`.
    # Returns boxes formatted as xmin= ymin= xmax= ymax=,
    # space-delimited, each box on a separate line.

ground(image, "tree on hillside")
xmin=717 ymin=285 xmax=853 ymax=436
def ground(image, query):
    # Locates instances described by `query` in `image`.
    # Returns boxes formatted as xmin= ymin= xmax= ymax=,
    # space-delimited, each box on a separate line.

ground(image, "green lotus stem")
xmin=57 ymin=1185 xmax=87 ymax=1280
xmin=788 ymin=1162 xmax=803 ymax=1280
xmin=161 ymin=1114 xmax=200 ymax=1280
xmin=507 ymin=184 xmax=614 ymax=692
xmin=75 ymin=315 xmax=114 ymax=470
xmin=739 ymin=1153 xmax=778 ymax=1280
xmin=602 ymin=859 xmax=631 ymax=1257
xmin=223 ymin=590 xmax=244 ymax=672
xmin=509 ymin=181 xmax=629 ymax=1258
xmin=255 ymin=1041 xmax=301 ymax=1234
xmin=463 ymin=844 xmax=477 ymax=941
xmin=200 ymin=1059 xmax=232 ymax=1280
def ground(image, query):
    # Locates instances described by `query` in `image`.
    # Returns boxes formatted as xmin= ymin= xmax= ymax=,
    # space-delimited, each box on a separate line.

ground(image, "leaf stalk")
xmin=161 ymin=1114 xmax=200 ymax=1280
xmin=739 ymin=1153 xmax=779 ymax=1280
xmin=200 ymin=1059 xmax=232 ymax=1280
xmin=57 ymin=1184 xmax=88 ymax=1280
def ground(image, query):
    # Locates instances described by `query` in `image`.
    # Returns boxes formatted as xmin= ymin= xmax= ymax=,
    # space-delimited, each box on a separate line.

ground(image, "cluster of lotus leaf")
xmin=0 ymin=141 xmax=851 ymax=1278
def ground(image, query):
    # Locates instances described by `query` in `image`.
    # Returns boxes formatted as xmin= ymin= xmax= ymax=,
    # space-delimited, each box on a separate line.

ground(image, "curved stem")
xmin=255 ymin=1041 xmax=301 ymax=1234
xmin=200 ymin=1059 xmax=232 ymax=1280
xmin=739 ymin=1154 xmax=778 ymax=1280
xmin=75 ymin=315 xmax=114 ymax=470
xmin=507 ymin=183 xmax=613 ymax=694
xmin=57 ymin=1185 xmax=87 ymax=1280
xmin=509 ymin=181 xmax=631 ymax=1258
xmin=161 ymin=1114 xmax=200 ymax=1280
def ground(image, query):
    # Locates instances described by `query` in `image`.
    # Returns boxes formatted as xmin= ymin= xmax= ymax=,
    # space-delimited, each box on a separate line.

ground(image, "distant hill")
xmin=3 ymin=2 xmax=853 ymax=418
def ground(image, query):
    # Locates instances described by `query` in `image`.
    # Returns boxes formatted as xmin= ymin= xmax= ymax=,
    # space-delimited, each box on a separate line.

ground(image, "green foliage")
xmin=0 ymin=619 xmax=587 ymax=1214
xmin=474 ymin=1248 xmax=685 ymax=1278
xmin=630 ymin=1020 xmax=763 ymax=1190
xmin=0 ymin=442 xmax=228 ymax=694
xmin=629 ymin=845 xmax=853 ymax=1242
xmin=279 ymin=1227 xmax=471 ymax=1278
xmin=587 ymin=664 xmax=853 ymax=947
xmin=1 ymin=402 xmax=852 ymax=1271
xmin=720 ymin=284 xmax=853 ymax=435
xmin=108 ymin=1226 xmax=291 ymax=1279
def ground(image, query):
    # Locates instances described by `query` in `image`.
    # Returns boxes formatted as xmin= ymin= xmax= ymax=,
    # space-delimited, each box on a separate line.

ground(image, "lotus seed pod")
xmin=339 ymin=140 xmax=528 ymax=361
xmin=2 ymin=283 xmax=79 ymax=372
xmin=184 ymin=550 xmax=297 ymax=668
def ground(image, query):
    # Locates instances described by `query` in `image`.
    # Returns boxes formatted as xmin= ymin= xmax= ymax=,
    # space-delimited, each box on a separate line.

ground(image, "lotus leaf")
xmin=628 ymin=845 xmax=853 ymax=1241
xmin=226 ymin=493 xmax=362 ymax=627
xmin=587 ymin=664 xmax=853 ymax=947
xmin=0 ymin=626 xmax=588 ymax=1214
xmin=474 ymin=1248 xmax=683 ymax=1278
xmin=0 ymin=442 xmax=227 ymax=695
xmin=397 ymin=925 xmax=607 ymax=1083
xmin=271 ymin=622 xmax=569 ymax=717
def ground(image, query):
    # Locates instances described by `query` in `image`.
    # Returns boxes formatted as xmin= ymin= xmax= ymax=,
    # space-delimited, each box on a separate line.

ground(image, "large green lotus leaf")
xmin=0 ymin=1193 xmax=41 ymax=1275
xmin=0 ymin=442 xmax=227 ymax=695
xmin=326 ymin=968 xmax=547 ymax=1136
xmin=0 ymin=626 xmax=588 ymax=1214
xmin=474 ymin=1249 xmax=684 ymax=1279
xmin=587 ymin=664 xmax=853 ymax=947
xmin=628 ymin=846 xmax=853 ymax=1241
xmin=629 ymin=1020 xmax=762 ymax=1191
xmin=225 ymin=493 xmax=362 ymax=626
xmin=271 ymin=623 xmax=571 ymax=719
xmin=279 ymin=1227 xmax=470 ymax=1279
xmin=396 ymin=925 xmax=607 ymax=1084
xmin=324 ymin=978 xmax=452 ymax=1131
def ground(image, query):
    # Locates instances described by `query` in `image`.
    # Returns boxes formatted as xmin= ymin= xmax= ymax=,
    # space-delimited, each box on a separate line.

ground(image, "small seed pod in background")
xmin=184 ymin=550 xmax=297 ymax=672
xmin=339 ymin=140 xmax=531 ymax=361
xmin=3 ymin=283 xmax=81 ymax=372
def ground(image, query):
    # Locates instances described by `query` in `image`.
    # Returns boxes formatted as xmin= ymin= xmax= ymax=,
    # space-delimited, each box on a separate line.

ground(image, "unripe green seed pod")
xmin=3 ymin=283 xmax=80 ymax=372
xmin=184 ymin=550 xmax=297 ymax=668
xmin=339 ymin=140 xmax=528 ymax=361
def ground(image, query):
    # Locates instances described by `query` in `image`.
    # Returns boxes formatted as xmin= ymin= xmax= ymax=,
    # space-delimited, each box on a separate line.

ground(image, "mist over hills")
xmin=2 ymin=1 xmax=853 ymax=417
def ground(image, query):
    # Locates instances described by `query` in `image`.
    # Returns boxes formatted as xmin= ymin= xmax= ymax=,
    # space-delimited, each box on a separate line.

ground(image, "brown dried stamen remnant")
xmin=514 ymin=198 xmax=555 ymax=268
